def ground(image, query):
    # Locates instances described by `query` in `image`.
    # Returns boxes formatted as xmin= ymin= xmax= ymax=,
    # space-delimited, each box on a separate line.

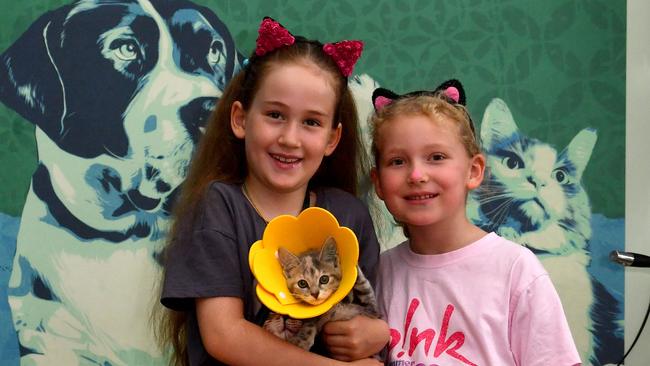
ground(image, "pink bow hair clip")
xmin=323 ymin=40 xmax=364 ymax=77
xmin=255 ymin=17 xmax=295 ymax=57
xmin=254 ymin=17 xmax=363 ymax=77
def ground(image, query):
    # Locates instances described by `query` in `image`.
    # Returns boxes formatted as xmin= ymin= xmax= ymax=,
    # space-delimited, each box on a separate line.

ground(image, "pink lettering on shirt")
xmin=388 ymin=298 xmax=477 ymax=366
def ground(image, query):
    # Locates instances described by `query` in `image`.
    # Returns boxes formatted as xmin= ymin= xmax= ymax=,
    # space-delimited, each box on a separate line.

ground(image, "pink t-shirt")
xmin=376 ymin=232 xmax=581 ymax=366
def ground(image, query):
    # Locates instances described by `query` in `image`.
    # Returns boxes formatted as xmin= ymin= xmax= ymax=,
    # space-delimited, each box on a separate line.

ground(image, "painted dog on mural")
xmin=0 ymin=0 xmax=240 ymax=363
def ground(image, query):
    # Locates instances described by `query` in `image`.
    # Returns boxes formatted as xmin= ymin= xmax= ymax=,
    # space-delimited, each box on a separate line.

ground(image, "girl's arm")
xmin=322 ymin=315 xmax=389 ymax=361
xmin=196 ymin=296 xmax=383 ymax=366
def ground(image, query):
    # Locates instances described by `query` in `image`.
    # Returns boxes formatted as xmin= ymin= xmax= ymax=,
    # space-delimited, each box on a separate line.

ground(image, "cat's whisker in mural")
xmin=475 ymin=192 xmax=512 ymax=204
xmin=492 ymin=199 xmax=515 ymax=227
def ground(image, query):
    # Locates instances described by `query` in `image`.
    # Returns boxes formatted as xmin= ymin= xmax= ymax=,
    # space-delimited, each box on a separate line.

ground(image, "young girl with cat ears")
xmin=370 ymin=81 xmax=581 ymax=365
xmin=157 ymin=17 xmax=388 ymax=366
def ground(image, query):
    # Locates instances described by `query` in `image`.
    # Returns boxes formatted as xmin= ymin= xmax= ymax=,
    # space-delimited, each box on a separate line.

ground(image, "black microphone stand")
xmin=610 ymin=250 xmax=650 ymax=365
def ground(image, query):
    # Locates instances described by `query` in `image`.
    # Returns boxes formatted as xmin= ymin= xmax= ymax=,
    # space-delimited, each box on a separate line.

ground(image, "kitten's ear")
xmin=564 ymin=127 xmax=597 ymax=179
xmin=435 ymin=79 xmax=466 ymax=105
xmin=480 ymin=98 xmax=519 ymax=151
xmin=372 ymin=88 xmax=399 ymax=111
xmin=319 ymin=237 xmax=339 ymax=266
xmin=277 ymin=247 xmax=300 ymax=274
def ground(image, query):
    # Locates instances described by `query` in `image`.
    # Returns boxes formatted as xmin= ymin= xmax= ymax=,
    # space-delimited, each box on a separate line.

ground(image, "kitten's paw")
xmin=285 ymin=318 xmax=303 ymax=334
xmin=264 ymin=313 xmax=305 ymax=341
xmin=263 ymin=313 xmax=287 ymax=339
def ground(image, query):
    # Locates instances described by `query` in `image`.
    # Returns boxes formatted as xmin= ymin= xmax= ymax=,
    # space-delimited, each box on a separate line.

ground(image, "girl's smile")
xmin=230 ymin=61 xmax=342 ymax=216
xmin=404 ymin=192 xmax=439 ymax=204
xmin=372 ymin=114 xmax=482 ymax=229
xmin=270 ymin=153 xmax=302 ymax=169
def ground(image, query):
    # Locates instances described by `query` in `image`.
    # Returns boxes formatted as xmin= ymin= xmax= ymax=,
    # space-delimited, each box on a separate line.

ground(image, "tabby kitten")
xmin=263 ymin=236 xmax=379 ymax=351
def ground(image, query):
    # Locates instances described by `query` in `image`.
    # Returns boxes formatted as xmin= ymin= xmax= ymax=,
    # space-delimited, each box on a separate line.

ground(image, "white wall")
xmin=625 ymin=0 xmax=650 ymax=365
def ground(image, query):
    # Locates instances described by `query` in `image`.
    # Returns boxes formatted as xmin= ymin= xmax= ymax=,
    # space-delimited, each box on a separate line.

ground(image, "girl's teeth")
xmin=273 ymin=155 xmax=298 ymax=163
xmin=410 ymin=194 xmax=434 ymax=200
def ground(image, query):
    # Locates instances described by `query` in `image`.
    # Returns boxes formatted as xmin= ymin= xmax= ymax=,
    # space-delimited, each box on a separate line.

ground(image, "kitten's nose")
xmin=311 ymin=290 xmax=320 ymax=299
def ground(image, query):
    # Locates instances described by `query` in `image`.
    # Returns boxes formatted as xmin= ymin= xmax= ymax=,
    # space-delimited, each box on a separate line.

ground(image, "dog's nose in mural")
xmin=0 ymin=0 xmax=241 ymax=363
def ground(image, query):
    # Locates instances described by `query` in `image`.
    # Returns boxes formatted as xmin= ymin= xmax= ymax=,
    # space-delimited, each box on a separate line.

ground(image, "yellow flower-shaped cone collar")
xmin=248 ymin=207 xmax=359 ymax=319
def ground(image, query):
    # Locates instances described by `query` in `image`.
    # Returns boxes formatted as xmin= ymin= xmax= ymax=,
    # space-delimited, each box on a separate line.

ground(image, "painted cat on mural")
xmin=466 ymin=98 xmax=599 ymax=364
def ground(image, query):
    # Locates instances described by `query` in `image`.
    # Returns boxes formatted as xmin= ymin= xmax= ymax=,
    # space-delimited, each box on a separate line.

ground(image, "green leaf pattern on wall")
xmin=0 ymin=0 xmax=625 ymax=217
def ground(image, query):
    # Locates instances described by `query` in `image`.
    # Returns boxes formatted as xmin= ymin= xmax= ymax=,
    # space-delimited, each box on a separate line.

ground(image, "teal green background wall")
xmin=0 ymin=0 xmax=625 ymax=218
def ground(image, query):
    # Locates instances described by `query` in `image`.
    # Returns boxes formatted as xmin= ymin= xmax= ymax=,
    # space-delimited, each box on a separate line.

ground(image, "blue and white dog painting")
xmin=0 ymin=0 xmax=241 ymax=364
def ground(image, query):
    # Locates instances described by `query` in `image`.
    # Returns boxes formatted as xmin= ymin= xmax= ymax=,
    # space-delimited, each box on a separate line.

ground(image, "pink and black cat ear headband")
xmin=372 ymin=79 xmax=475 ymax=133
xmin=372 ymin=79 xmax=466 ymax=111
xmin=246 ymin=17 xmax=364 ymax=77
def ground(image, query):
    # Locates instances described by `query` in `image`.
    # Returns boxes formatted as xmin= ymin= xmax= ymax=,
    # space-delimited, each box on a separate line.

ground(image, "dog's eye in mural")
xmin=108 ymin=37 xmax=142 ymax=61
xmin=208 ymin=38 xmax=225 ymax=67
xmin=101 ymin=35 xmax=147 ymax=78
xmin=170 ymin=7 xmax=240 ymax=90
xmin=115 ymin=40 xmax=140 ymax=61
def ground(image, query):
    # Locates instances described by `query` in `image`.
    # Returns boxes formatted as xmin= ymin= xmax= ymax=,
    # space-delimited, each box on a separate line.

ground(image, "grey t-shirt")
xmin=161 ymin=181 xmax=380 ymax=366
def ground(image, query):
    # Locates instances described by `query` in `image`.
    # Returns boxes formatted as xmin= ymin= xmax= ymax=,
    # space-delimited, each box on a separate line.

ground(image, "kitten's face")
xmin=278 ymin=237 xmax=342 ymax=305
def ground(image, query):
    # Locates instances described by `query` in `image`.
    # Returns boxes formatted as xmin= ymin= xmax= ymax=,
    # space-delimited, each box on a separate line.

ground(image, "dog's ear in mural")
xmin=0 ymin=0 xmax=241 ymax=364
xmin=467 ymin=98 xmax=604 ymax=363
xmin=0 ymin=4 xmax=71 ymax=140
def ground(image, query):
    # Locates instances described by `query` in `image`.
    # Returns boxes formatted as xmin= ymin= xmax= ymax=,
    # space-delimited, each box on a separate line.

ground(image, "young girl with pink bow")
xmin=157 ymin=17 xmax=388 ymax=366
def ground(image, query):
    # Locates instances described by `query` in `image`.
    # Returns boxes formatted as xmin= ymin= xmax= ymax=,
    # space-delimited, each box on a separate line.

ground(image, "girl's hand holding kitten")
xmin=322 ymin=315 xmax=389 ymax=361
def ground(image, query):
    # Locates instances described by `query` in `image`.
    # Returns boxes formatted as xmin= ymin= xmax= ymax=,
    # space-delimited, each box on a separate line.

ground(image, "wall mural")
xmin=0 ymin=0 xmax=625 ymax=365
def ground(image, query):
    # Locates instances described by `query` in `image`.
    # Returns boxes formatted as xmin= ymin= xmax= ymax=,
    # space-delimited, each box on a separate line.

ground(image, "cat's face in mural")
xmin=471 ymin=99 xmax=597 ymax=240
